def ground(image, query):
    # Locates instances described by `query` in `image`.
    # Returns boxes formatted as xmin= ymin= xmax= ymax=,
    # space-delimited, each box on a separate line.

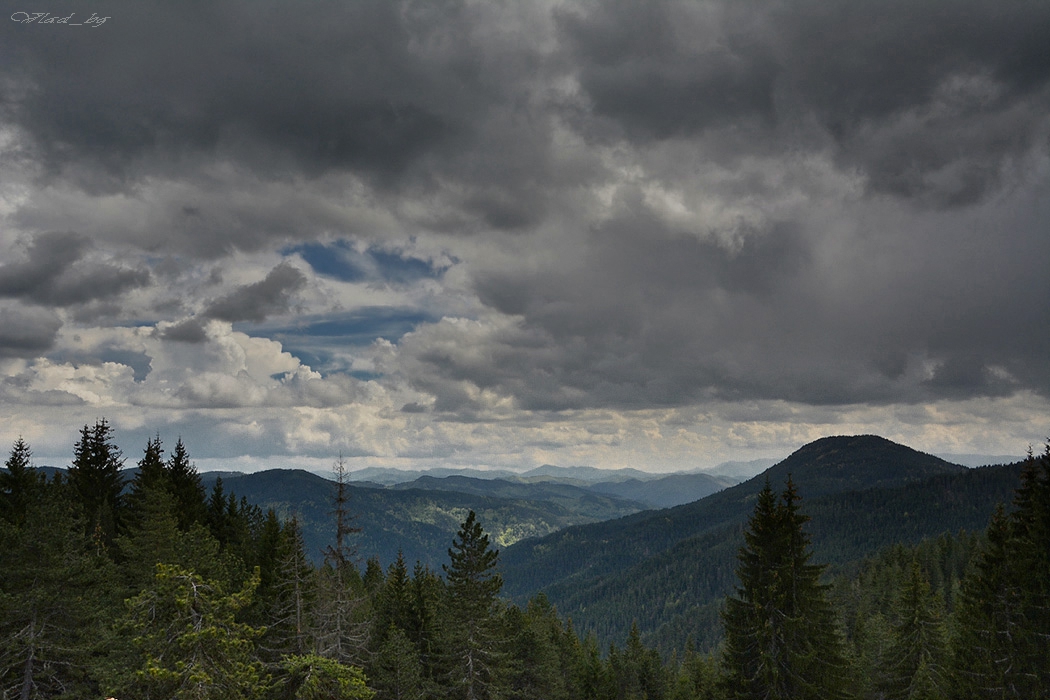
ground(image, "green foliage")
xmin=720 ymin=479 xmax=851 ymax=700
xmin=0 ymin=436 xmax=42 ymax=525
xmin=879 ymin=559 xmax=948 ymax=699
xmin=277 ymin=653 xmax=373 ymax=700
xmin=4 ymin=427 xmax=1050 ymax=700
xmin=370 ymin=626 xmax=426 ymax=700
xmin=261 ymin=515 xmax=318 ymax=660
xmin=117 ymin=486 xmax=244 ymax=595
xmin=442 ymin=510 xmax=507 ymax=700
xmin=950 ymin=444 xmax=1050 ymax=698
xmin=168 ymin=437 xmax=209 ymax=530
xmin=111 ymin=563 xmax=268 ymax=700
xmin=0 ymin=478 xmax=119 ymax=699
xmin=68 ymin=418 xmax=126 ymax=546
xmin=502 ymin=449 xmax=1021 ymax=653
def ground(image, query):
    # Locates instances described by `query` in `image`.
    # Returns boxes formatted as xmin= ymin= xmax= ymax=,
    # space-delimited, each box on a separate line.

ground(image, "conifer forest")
xmin=1 ymin=419 xmax=1048 ymax=699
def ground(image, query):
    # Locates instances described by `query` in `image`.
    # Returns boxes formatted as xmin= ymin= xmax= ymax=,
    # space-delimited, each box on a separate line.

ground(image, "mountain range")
xmin=500 ymin=435 xmax=1023 ymax=651
xmin=23 ymin=435 xmax=1025 ymax=652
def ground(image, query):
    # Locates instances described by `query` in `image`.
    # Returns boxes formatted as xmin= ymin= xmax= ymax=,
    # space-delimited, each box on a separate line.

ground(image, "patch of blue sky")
xmin=286 ymin=240 xmax=368 ymax=282
xmin=239 ymin=307 xmax=439 ymax=375
xmin=261 ymin=307 xmax=436 ymax=343
xmin=368 ymin=247 xmax=449 ymax=284
xmin=285 ymin=239 xmax=452 ymax=284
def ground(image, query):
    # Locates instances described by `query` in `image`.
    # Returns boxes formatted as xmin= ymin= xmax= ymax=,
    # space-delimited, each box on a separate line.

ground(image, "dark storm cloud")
xmin=3 ymin=2 xmax=449 ymax=184
xmin=203 ymin=263 xmax=306 ymax=323
xmin=1 ymin=0 xmax=560 ymax=236
xmin=158 ymin=318 xmax=209 ymax=344
xmin=558 ymin=0 xmax=1050 ymax=205
xmin=3 ymin=0 xmax=1049 ymax=427
xmin=408 ymin=178 xmax=1050 ymax=414
xmin=0 ymin=305 xmax=62 ymax=358
xmin=0 ymin=232 xmax=150 ymax=306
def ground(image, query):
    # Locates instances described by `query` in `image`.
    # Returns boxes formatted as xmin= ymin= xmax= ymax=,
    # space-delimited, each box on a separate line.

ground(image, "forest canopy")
xmin=0 ymin=422 xmax=1047 ymax=699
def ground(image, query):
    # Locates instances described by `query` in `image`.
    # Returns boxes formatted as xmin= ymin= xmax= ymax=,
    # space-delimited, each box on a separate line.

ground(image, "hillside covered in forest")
xmin=2 ymin=424 xmax=1048 ymax=699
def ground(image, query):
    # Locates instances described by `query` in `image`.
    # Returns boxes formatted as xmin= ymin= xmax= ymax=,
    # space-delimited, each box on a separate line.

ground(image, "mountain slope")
xmin=200 ymin=469 xmax=646 ymax=570
xmin=390 ymin=474 xmax=645 ymax=518
xmin=540 ymin=459 xmax=1023 ymax=653
xmin=588 ymin=472 xmax=737 ymax=509
xmin=501 ymin=435 xmax=965 ymax=601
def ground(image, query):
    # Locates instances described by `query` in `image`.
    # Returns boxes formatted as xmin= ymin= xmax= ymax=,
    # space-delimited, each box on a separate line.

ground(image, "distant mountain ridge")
xmin=588 ymin=472 xmax=737 ymax=509
xmin=500 ymin=435 xmax=993 ymax=651
xmin=193 ymin=468 xmax=647 ymax=569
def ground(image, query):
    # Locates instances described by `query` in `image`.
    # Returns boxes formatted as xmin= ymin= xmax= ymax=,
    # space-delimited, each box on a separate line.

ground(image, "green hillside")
xmin=500 ymin=435 xmax=1005 ymax=651
xmin=200 ymin=469 xmax=644 ymax=569
xmin=501 ymin=435 xmax=965 ymax=600
xmin=548 ymin=461 xmax=1023 ymax=653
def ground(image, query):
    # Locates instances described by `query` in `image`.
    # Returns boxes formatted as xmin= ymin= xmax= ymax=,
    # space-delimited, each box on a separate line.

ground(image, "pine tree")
xmin=276 ymin=653 xmax=374 ymax=700
xmin=720 ymin=478 xmax=851 ymax=700
xmin=880 ymin=558 xmax=947 ymax=700
xmin=68 ymin=418 xmax=126 ymax=547
xmin=167 ymin=437 xmax=208 ymax=530
xmin=110 ymin=564 xmax=269 ymax=700
xmin=0 ymin=478 xmax=119 ymax=699
xmin=263 ymin=515 xmax=318 ymax=660
xmin=0 ymin=437 xmax=41 ymax=525
xmin=125 ymin=434 xmax=168 ymax=528
xmin=952 ymin=443 xmax=1050 ymax=697
xmin=442 ymin=510 xmax=506 ymax=700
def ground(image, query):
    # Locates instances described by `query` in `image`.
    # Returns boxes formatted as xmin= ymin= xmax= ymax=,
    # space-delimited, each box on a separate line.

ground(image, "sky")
xmin=1 ymin=0 xmax=1048 ymax=474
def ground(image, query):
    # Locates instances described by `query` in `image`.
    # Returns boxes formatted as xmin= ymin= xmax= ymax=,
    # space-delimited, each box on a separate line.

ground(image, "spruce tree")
xmin=110 ymin=564 xmax=268 ymax=700
xmin=0 ymin=478 xmax=119 ymax=699
xmin=880 ymin=558 xmax=947 ymax=700
xmin=167 ymin=437 xmax=208 ymax=530
xmin=720 ymin=478 xmax=851 ymax=700
xmin=952 ymin=443 xmax=1050 ymax=697
xmin=442 ymin=510 xmax=506 ymax=700
xmin=370 ymin=625 xmax=426 ymax=700
xmin=125 ymin=434 xmax=168 ymax=528
xmin=67 ymin=418 xmax=126 ymax=546
xmin=263 ymin=515 xmax=318 ymax=660
xmin=0 ymin=437 xmax=41 ymax=524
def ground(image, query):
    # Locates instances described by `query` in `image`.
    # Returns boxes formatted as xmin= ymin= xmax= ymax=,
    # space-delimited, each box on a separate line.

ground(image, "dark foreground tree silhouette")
xmin=443 ymin=510 xmax=506 ymax=700
xmin=721 ymin=477 xmax=851 ymax=700
xmin=951 ymin=443 xmax=1050 ymax=697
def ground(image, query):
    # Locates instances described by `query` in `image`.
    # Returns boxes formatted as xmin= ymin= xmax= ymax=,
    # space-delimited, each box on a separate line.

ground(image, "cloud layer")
xmin=1 ymin=0 xmax=1048 ymax=469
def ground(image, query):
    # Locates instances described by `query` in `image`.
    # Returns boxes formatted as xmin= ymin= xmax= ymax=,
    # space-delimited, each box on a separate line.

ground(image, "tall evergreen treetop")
xmin=68 ymin=418 xmax=126 ymax=543
xmin=721 ymin=477 xmax=851 ymax=700
xmin=1 ymin=437 xmax=41 ymax=524
xmin=443 ymin=510 xmax=506 ymax=700
xmin=444 ymin=509 xmax=503 ymax=612
xmin=126 ymin=434 xmax=167 ymax=526
xmin=952 ymin=442 xmax=1050 ymax=697
xmin=168 ymin=436 xmax=208 ymax=530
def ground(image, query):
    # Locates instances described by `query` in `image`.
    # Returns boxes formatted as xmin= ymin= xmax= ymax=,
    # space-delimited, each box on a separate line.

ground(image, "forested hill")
xmin=193 ymin=468 xmax=643 ymax=569
xmin=501 ymin=435 xmax=965 ymax=600
xmin=500 ymin=435 xmax=992 ymax=650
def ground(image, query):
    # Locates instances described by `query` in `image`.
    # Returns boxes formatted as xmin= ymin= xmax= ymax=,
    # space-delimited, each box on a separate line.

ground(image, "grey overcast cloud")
xmin=1 ymin=0 xmax=1048 ymax=473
